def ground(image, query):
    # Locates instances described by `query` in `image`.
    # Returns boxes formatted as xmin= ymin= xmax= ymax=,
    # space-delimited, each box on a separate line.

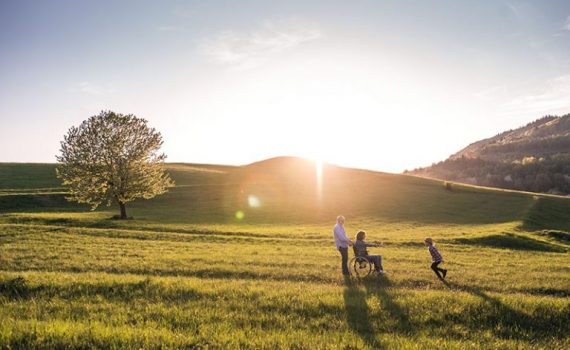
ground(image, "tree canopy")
xmin=56 ymin=110 xmax=174 ymax=219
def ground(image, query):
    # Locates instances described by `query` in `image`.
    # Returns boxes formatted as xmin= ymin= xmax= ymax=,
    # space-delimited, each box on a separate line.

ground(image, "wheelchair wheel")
xmin=349 ymin=256 xmax=372 ymax=277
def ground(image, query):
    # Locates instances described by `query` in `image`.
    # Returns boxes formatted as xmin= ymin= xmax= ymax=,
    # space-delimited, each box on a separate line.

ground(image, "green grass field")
xmin=1 ymin=158 xmax=569 ymax=349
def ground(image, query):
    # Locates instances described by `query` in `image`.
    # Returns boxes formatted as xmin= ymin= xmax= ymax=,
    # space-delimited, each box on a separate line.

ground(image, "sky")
xmin=1 ymin=0 xmax=570 ymax=173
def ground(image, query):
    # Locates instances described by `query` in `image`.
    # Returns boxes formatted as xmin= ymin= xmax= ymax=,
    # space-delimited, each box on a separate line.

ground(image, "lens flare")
xmin=316 ymin=160 xmax=323 ymax=201
xmin=235 ymin=210 xmax=245 ymax=220
xmin=248 ymin=195 xmax=261 ymax=208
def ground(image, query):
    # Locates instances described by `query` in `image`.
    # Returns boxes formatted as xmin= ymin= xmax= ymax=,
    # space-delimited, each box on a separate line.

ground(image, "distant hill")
xmin=410 ymin=114 xmax=570 ymax=195
xmin=2 ymin=158 xmax=570 ymax=233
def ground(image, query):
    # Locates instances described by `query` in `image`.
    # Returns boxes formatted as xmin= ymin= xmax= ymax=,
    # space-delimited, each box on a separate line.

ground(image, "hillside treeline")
xmin=411 ymin=114 xmax=570 ymax=195
xmin=410 ymin=154 xmax=570 ymax=195
xmin=480 ymin=135 xmax=570 ymax=160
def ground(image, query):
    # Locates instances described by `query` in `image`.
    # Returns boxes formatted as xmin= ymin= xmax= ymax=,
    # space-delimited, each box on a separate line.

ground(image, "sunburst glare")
xmin=316 ymin=160 xmax=323 ymax=201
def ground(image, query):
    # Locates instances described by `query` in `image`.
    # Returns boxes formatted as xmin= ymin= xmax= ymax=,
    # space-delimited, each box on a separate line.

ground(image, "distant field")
xmin=1 ymin=159 xmax=569 ymax=349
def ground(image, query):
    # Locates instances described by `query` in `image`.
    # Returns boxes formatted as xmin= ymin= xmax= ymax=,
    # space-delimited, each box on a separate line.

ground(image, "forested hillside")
xmin=410 ymin=114 xmax=570 ymax=194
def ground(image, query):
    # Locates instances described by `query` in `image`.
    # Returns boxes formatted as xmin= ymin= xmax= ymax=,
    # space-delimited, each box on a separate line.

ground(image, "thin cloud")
xmin=508 ymin=4 xmax=523 ymax=21
xmin=174 ymin=7 xmax=193 ymax=19
xmin=157 ymin=25 xmax=185 ymax=32
xmin=199 ymin=19 xmax=323 ymax=71
xmin=552 ymin=15 xmax=570 ymax=37
xmin=500 ymin=75 xmax=570 ymax=116
xmin=76 ymin=81 xmax=117 ymax=95
xmin=473 ymin=85 xmax=508 ymax=101
xmin=507 ymin=2 xmax=534 ymax=23
xmin=564 ymin=16 xmax=570 ymax=31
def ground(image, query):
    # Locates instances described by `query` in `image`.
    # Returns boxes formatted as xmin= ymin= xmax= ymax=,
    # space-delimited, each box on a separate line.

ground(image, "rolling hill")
xmin=411 ymin=114 xmax=570 ymax=195
xmin=1 ymin=157 xmax=569 ymax=232
xmin=1 ymin=158 xmax=569 ymax=349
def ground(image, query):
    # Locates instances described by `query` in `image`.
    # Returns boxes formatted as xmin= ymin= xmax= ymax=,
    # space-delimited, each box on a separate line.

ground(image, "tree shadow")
xmin=0 ymin=193 xmax=82 ymax=213
xmin=343 ymin=277 xmax=386 ymax=349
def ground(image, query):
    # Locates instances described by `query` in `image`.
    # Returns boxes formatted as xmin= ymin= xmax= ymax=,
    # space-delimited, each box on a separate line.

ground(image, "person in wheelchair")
xmin=353 ymin=230 xmax=384 ymax=274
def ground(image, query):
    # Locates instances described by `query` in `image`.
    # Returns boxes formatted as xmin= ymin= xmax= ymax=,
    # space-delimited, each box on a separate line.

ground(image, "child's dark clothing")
xmin=428 ymin=244 xmax=447 ymax=279
xmin=428 ymin=245 xmax=442 ymax=262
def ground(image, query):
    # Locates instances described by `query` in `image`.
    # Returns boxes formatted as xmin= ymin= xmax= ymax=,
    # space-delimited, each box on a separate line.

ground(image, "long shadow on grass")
xmin=0 ymin=276 xmax=205 ymax=303
xmin=2 ymin=217 xmax=329 ymax=244
xmin=362 ymin=277 xmax=413 ymax=334
xmin=536 ymin=230 xmax=570 ymax=247
xmin=449 ymin=233 xmax=566 ymax=252
xmin=343 ymin=277 xmax=386 ymax=349
xmin=441 ymin=280 xmax=570 ymax=340
xmin=2 ymin=266 xmax=336 ymax=285
xmin=520 ymin=197 xmax=570 ymax=233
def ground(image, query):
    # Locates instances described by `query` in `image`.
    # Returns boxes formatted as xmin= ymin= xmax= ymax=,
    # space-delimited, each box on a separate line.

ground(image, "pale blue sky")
xmin=1 ymin=0 xmax=570 ymax=172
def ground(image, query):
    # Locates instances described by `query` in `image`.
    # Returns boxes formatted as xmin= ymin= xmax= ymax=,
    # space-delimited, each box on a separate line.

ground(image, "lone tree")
xmin=56 ymin=110 xmax=174 ymax=219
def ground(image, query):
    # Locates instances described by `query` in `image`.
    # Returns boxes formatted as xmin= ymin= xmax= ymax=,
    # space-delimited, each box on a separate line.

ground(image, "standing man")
xmin=333 ymin=215 xmax=353 ymax=276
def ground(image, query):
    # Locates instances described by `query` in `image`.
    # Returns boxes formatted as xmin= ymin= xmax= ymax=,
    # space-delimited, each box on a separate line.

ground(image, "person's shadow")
xmin=439 ymin=279 xmax=567 ymax=341
xmin=343 ymin=276 xmax=412 ymax=349
xmin=362 ymin=277 xmax=412 ymax=334
xmin=344 ymin=274 xmax=568 ymax=346
xmin=343 ymin=277 xmax=386 ymax=349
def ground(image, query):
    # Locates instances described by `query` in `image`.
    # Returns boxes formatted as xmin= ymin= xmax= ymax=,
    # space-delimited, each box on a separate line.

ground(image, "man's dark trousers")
xmin=338 ymin=247 xmax=349 ymax=275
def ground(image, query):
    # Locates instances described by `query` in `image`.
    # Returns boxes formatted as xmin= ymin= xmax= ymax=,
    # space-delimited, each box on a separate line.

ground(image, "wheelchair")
xmin=348 ymin=247 xmax=373 ymax=277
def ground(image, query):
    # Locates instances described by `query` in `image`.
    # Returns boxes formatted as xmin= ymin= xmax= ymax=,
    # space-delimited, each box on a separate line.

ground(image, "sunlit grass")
xmin=0 ymin=161 xmax=569 ymax=349
xmin=1 ymin=215 xmax=569 ymax=349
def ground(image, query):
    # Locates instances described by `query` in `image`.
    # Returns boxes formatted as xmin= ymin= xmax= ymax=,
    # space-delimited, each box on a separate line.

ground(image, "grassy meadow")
xmin=0 ymin=158 xmax=569 ymax=349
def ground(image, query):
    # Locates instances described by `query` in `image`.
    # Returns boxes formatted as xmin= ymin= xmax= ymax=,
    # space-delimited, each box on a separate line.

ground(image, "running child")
xmin=424 ymin=237 xmax=447 ymax=279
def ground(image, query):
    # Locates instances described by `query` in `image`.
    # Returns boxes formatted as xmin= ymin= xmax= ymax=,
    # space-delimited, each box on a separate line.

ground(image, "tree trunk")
xmin=119 ymin=202 xmax=127 ymax=219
